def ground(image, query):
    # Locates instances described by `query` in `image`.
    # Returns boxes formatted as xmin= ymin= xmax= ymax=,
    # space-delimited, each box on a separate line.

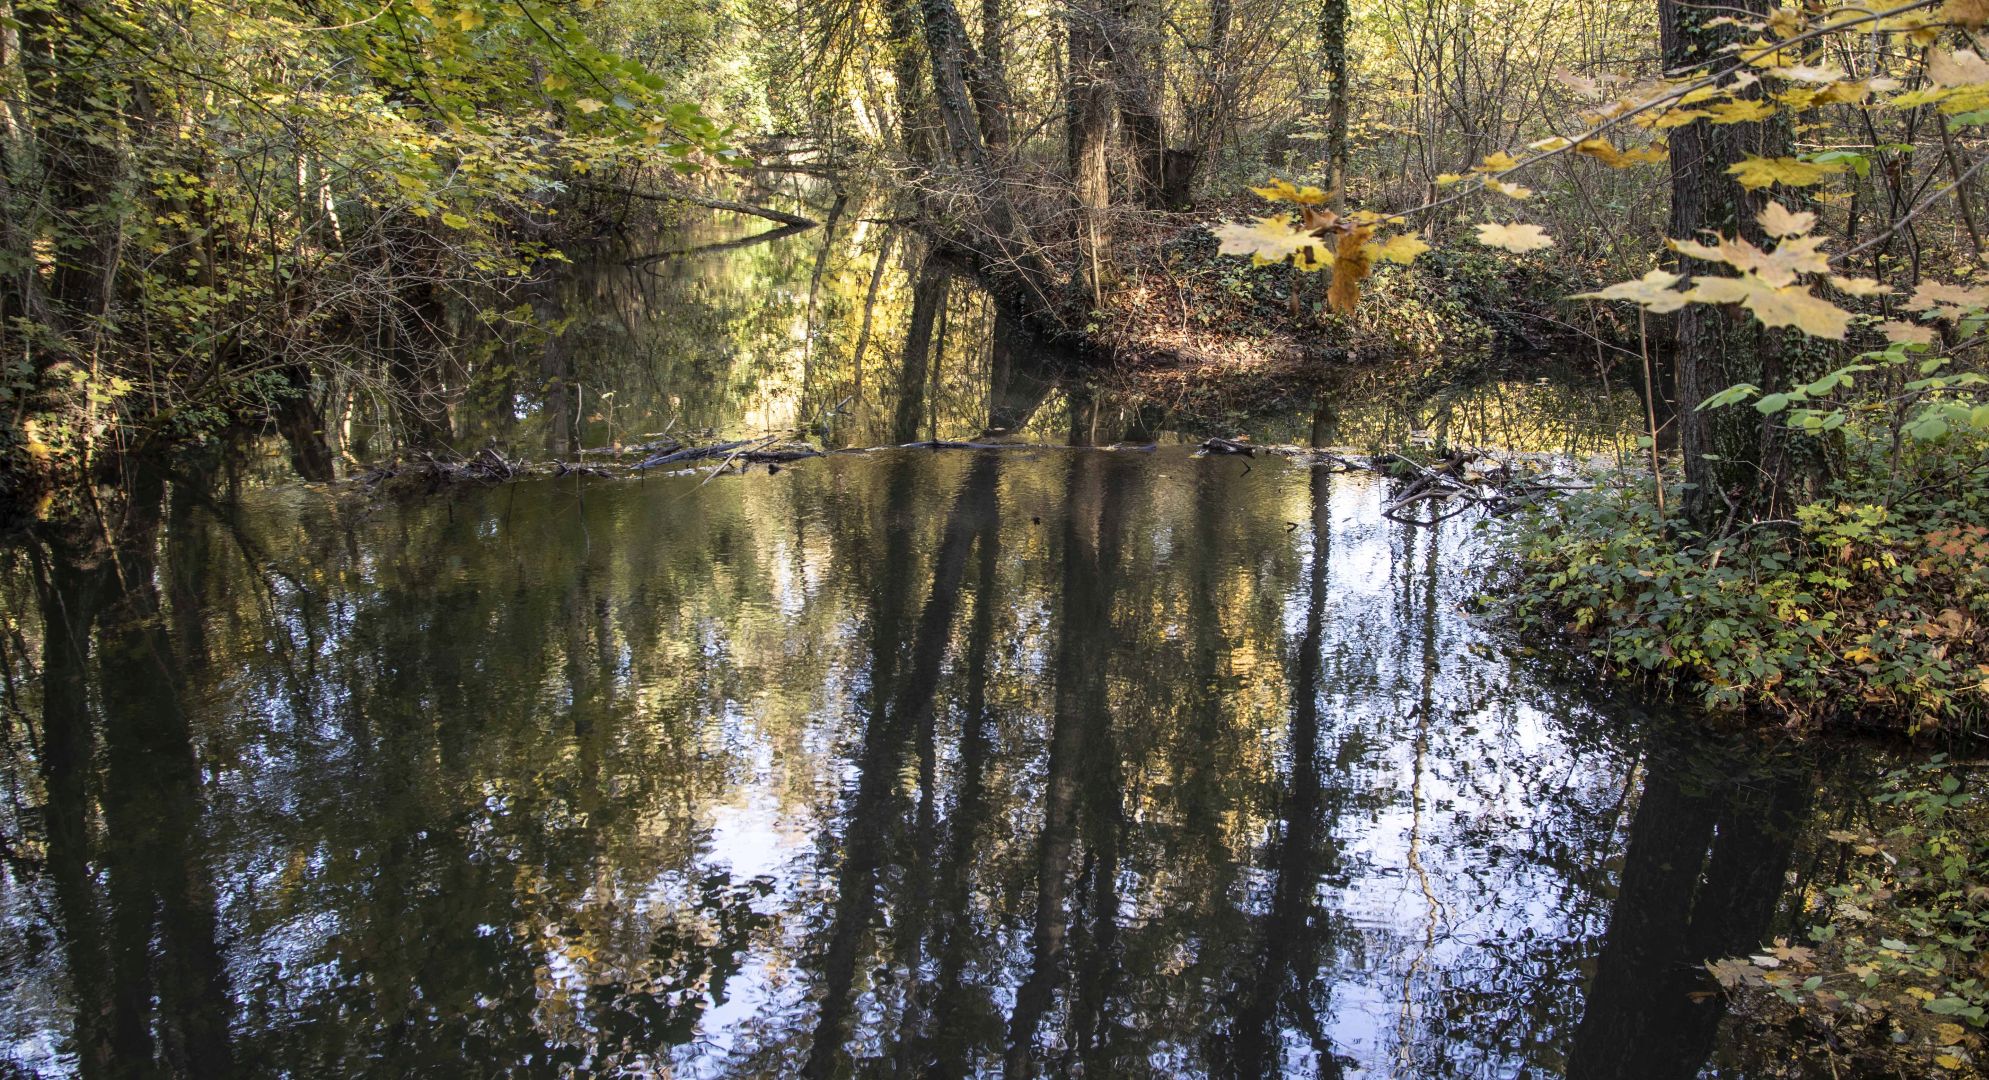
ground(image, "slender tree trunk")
xmin=1322 ymin=0 xmax=1350 ymax=206
xmin=894 ymin=253 xmax=949 ymax=443
xmin=1662 ymin=0 xmax=1823 ymax=525
xmin=1068 ymin=0 xmax=1114 ymax=302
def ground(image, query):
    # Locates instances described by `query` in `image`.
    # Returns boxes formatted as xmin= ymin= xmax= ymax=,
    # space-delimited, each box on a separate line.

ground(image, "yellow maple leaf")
xmin=1829 ymin=275 xmax=1892 ymax=297
xmin=1728 ymin=156 xmax=1845 ymax=190
xmin=1251 ymin=178 xmax=1331 ymax=205
xmin=1476 ymin=151 xmax=1521 ymax=171
xmin=1475 ymin=222 xmax=1554 ymax=253
xmin=1366 ymin=232 xmax=1430 ymax=265
xmin=1328 ymin=227 xmax=1374 ymax=313
xmin=1930 ymin=48 xmax=1989 ymax=86
xmin=1484 ymin=178 xmax=1533 ymax=199
xmin=1647 ymin=108 xmax=1714 ymax=130
xmin=1670 ymin=233 xmax=1828 ymax=287
xmin=1684 ymin=274 xmax=1851 ymax=338
xmin=574 ymin=97 xmax=608 ymax=114
xmin=1571 ymin=269 xmax=1692 ymax=312
xmin=1909 ymin=281 xmax=1989 ymax=320
xmin=1945 ymin=0 xmax=1989 ymax=27
xmin=1758 ymin=201 xmax=1816 ymax=238
xmin=1576 ymin=138 xmax=1667 ymax=168
xmin=1707 ymin=99 xmax=1778 ymax=124
xmin=1214 ymin=216 xmax=1329 ymax=265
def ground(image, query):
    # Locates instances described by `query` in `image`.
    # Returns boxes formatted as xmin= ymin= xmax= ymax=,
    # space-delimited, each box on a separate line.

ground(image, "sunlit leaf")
xmin=1727 ymin=155 xmax=1845 ymax=189
xmin=1758 ymin=201 xmax=1816 ymax=238
xmin=1571 ymin=269 xmax=1691 ymax=312
xmin=1474 ymin=222 xmax=1554 ymax=253
xmin=1930 ymin=48 xmax=1989 ymax=86
xmin=1366 ymin=232 xmax=1430 ymax=265
xmin=1214 ymin=216 xmax=1326 ymax=265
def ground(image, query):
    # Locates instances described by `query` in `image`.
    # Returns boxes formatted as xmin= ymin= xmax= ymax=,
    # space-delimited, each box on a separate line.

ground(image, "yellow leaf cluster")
xmin=1727 ymin=155 xmax=1845 ymax=190
xmin=1685 ymin=275 xmax=1853 ymax=338
xmin=1575 ymin=138 xmax=1667 ymax=168
xmin=1250 ymin=178 xmax=1332 ymax=205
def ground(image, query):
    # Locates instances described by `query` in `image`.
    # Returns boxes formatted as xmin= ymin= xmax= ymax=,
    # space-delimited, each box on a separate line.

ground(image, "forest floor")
xmin=1070 ymin=201 xmax=1615 ymax=427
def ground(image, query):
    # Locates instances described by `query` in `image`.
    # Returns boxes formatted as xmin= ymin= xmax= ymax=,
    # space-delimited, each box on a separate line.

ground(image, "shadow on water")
xmin=0 ymin=421 xmax=1907 ymax=1076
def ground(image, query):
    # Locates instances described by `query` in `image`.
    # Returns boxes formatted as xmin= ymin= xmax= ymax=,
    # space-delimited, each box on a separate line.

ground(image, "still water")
xmin=0 ymin=206 xmax=1857 ymax=1077
xmin=1 ymin=447 xmax=1849 ymax=1078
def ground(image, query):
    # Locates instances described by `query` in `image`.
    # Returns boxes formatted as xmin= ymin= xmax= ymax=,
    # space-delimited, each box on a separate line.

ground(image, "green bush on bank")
xmin=1712 ymin=759 xmax=1987 ymax=1075
xmin=1501 ymin=425 xmax=1989 ymax=735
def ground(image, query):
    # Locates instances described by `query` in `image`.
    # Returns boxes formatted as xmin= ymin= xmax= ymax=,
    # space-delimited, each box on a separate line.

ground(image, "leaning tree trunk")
xmin=1663 ymin=0 xmax=1827 ymax=526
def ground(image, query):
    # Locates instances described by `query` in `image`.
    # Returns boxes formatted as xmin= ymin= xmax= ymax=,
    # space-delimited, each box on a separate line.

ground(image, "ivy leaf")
xmin=1727 ymin=155 xmax=1846 ymax=190
xmin=1474 ymin=221 xmax=1554 ymax=253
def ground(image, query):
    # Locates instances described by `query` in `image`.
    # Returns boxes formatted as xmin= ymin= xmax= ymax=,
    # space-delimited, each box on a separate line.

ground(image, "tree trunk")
xmin=1068 ymin=0 xmax=1114 ymax=302
xmin=1322 ymin=0 xmax=1350 ymax=206
xmin=1662 ymin=0 xmax=1824 ymax=525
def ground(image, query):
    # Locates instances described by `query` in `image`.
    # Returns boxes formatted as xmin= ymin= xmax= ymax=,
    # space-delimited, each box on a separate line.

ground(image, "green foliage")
xmin=1712 ymin=759 xmax=1988 ymax=1075
xmin=1503 ymin=421 xmax=1989 ymax=734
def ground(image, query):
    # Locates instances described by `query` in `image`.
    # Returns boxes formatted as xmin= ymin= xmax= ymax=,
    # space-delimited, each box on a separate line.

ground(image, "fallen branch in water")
xmin=577 ymin=181 xmax=818 ymax=228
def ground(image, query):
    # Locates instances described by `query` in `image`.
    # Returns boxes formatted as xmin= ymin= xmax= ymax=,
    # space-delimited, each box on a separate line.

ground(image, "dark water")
xmin=0 ymin=445 xmax=1858 ymax=1078
xmin=0 ymin=206 xmax=1867 ymax=1077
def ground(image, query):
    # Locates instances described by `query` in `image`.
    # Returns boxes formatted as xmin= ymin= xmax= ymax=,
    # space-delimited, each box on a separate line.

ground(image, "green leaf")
xmin=1756 ymin=392 xmax=1793 ymax=414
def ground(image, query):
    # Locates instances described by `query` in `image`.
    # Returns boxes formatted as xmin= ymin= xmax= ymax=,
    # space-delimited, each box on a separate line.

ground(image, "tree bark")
xmin=1662 ymin=0 xmax=1824 ymax=525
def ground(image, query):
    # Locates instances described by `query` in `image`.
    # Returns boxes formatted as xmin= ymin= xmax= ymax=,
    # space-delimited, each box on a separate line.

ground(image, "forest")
xmin=2 ymin=0 xmax=1989 ymax=1074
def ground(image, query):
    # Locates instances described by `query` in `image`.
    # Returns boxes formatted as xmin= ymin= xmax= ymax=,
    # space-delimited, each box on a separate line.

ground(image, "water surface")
xmin=0 ymin=446 xmax=1846 ymax=1077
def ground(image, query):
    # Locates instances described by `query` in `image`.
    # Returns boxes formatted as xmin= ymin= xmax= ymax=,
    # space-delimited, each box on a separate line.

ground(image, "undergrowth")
xmin=1715 ymin=759 xmax=1988 ymax=1076
xmin=1500 ymin=426 xmax=1989 ymax=735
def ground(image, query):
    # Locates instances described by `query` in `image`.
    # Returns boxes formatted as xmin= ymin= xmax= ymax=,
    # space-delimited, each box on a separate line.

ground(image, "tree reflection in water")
xmin=0 ymin=440 xmax=1861 ymax=1077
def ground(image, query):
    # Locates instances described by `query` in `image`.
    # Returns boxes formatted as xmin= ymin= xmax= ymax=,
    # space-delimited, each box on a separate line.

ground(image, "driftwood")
xmin=631 ymin=439 xmax=750 ymax=470
xmin=1200 ymin=437 xmax=1257 ymax=456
